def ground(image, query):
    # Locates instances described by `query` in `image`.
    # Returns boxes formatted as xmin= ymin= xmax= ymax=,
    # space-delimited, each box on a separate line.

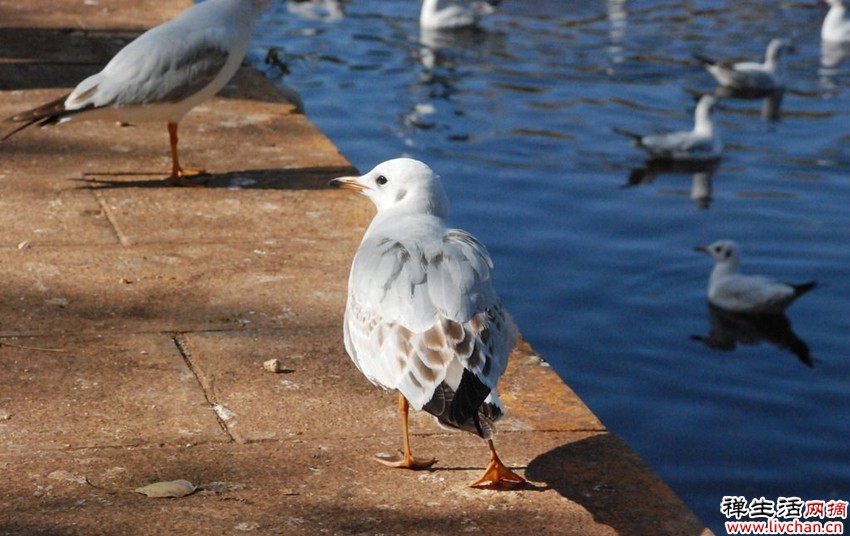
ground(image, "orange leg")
xmin=374 ymin=393 xmax=437 ymax=470
xmin=469 ymin=439 xmax=525 ymax=489
xmin=167 ymin=121 xmax=205 ymax=185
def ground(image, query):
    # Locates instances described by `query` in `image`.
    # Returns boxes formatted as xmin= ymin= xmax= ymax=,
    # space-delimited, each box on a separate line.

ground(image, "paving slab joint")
xmin=93 ymin=188 xmax=131 ymax=246
xmin=172 ymin=333 xmax=235 ymax=442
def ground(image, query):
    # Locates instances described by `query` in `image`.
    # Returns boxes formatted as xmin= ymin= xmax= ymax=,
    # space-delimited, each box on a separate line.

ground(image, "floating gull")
xmin=695 ymin=239 xmax=817 ymax=315
xmin=822 ymin=0 xmax=850 ymax=44
xmin=1 ymin=0 xmax=271 ymax=185
xmin=694 ymin=39 xmax=788 ymax=93
xmin=613 ymin=95 xmax=722 ymax=162
xmin=420 ymin=0 xmax=501 ymax=30
xmin=331 ymin=158 xmax=525 ymax=488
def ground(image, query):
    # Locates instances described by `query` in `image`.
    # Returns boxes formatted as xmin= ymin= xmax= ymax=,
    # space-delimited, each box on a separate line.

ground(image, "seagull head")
xmin=696 ymin=239 xmax=741 ymax=267
xmin=330 ymin=158 xmax=450 ymax=217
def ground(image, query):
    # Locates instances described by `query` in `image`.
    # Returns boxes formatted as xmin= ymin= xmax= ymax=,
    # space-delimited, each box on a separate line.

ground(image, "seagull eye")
xmin=376 ymin=175 xmax=388 ymax=186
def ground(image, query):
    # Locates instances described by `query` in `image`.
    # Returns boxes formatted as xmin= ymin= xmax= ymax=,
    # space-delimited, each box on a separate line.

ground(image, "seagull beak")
xmin=695 ymin=246 xmax=709 ymax=253
xmin=329 ymin=176 xmax=368 ymax=192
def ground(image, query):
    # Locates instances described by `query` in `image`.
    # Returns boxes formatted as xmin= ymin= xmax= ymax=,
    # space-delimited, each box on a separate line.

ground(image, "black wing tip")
xmin=612 ymin=126 xmax=643 ymax=142
xmin=793 ymin=280 xmax=818 ymax=296
xmin=1 ymin=94 xmax=71 ymax=141
xmin=693 ymin=52 xmax=716 ymax=66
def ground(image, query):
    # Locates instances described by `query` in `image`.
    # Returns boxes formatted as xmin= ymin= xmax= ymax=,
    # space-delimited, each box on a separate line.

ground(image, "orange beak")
xmin=329 ymin=176 xmax=367 ymax=192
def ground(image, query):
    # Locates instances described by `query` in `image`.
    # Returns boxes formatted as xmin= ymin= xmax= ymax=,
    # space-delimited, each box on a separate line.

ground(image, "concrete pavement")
xmin=0 ymin=1 xmax=713 ymax=534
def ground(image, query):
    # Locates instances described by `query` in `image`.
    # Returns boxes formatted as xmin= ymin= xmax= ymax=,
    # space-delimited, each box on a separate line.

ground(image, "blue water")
xmin=250 ymin=0 xmax=850 ymax=532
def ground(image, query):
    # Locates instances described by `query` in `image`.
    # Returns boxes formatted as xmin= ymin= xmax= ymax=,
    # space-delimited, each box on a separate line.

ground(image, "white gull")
xmin=614 ymin=94 xmax=722 ymax=162
xmin=694 ymin=39 xmax=788 ymax=92
xmin=696 ymin=239 xmax=817 ymax=315
xmin=822 ymin=0 xmax=850 ymax=43
xmin=330 ymin=158 xmax=525 ymax=489
xmin=1 ymin=0 xmax=271 ymax=184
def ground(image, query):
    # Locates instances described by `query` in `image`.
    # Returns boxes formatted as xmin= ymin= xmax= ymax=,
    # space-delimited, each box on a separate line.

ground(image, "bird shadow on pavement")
xmin=526 ymin=433 xmax=710 ymax=536
xmin=71 ymin=166 xmax=360 ymax=191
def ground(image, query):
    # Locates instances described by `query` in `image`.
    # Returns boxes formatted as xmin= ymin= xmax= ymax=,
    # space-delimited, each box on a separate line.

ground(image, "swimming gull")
xmin=613 ymin=94 xmax=722 ymax=162
xmin=330 ymin=157 xmax=525 ymax=488
xmin=696 ymin=239 xmax=817 ymax=315
xmin=694 ymin=39 xmax=788 ymax=92
xmin=822 ymin=0 xmax=850 ymax=43
xmin=420 ymin=0 xmax=501 ymax=30
xmin=1 ymin=0 xmax=271 ymax=185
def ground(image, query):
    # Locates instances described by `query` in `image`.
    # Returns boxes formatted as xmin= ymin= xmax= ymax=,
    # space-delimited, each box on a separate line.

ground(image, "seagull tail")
xmin=692 ymin=52 xmax=717 ymax=66
xmin=612 ymin=126 xmax=644 ymax=144
xmin=1 ymin=93 xmax=71 ymax=141
xmin=791 ymin=280 xmax=818 ymax=298
xmin=422 ymin=369 xmax=501 ymax=439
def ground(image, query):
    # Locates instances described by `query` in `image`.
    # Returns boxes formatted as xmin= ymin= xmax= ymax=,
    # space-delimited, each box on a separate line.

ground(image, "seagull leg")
xmin=374 ymin=393 xmax=437 ymax=470
xmin=167 ymin=121 xmax=205 ymax=186
xmin=469 ymin=439 xmax=525 ymax=489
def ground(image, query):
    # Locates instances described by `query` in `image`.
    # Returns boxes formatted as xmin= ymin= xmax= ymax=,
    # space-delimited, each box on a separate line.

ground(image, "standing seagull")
xmin=1 ymin=0 xmax=271 ymax=185
xmin=613 ymin=95 xmax=722 ymax=162
xmin=694 ymin=39 xmax=788 ymax=93
xmin=822 ymin=0 xmax=850 ymax=43
xmin=696 ymin=239 xmax=817 ymax=315
xmin=331 ymin=158 xmax=525 ymax=489
xmin=420 ymin=0 xmax=501 ymax=30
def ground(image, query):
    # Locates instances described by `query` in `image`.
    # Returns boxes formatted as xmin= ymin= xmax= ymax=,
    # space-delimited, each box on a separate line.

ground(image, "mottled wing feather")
xmin=344 ymin=224 xmax=516 ymax=418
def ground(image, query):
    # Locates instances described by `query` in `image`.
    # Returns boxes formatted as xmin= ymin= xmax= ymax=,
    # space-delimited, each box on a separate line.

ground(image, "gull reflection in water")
xmin=820 ymin=41 xmax=850 ymax=88
xmin=606 ymin=0 xmax=628 ymax=66
xmin=713 ymin=86 xmax=785 ymax=122
xmin=691 ymin=303 xmax=813 ymax=368
xmin=411 ymin=26 xmax=505 ymax=132
xmin=285 ymin=0 xmax=345 ymax=21
xmin=418 ymin=25 xmax=495 ymax=72
xmin=623 ymin=159 xmax=718 ymax=210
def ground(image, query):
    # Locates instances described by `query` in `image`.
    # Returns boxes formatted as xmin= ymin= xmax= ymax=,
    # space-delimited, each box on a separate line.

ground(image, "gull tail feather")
xmin=2 ymin=93 xmax=72 ymax=141
xmin=692 ymin=52 xmax=717 ymax=66
xmin=791 ymin=280 xmax=817 ymax=299
xmin=422 ymin=369 xmax=501 ymax=439
xmin=612 ymin=126 xmax=644 ymax=144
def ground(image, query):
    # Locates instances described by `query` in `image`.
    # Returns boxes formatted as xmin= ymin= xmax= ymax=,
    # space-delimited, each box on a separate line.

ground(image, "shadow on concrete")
xmin=72 ymin=166 xmax=359 ymax=191
xmin=526 ymin=433 xmax=707 ymax=536
xmin=0 ymin=27 xmax=135 ymax=90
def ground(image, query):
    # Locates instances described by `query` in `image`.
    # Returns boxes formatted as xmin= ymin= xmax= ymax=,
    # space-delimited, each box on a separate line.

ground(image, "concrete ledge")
xmin=0 ymin=1 xmax=713 ymax=534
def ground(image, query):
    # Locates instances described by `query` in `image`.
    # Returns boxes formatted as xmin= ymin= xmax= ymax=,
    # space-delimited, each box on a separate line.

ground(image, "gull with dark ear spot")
xmin=330 ymin=158 xmax=525 ymax=489
xmin=695 ymin=239 xmax=817 ymax=315
xmin=1 ymin=0 xmax=271 ymax=185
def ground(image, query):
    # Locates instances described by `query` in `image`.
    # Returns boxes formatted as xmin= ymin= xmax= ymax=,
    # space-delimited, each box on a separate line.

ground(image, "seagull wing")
xmin=344 ymin=222 xmax=516 ymax=436
xmin=712 ymin=274 xmax=796 ymax=313
xmin=67 ymin=25 xmax=235 ymax=110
